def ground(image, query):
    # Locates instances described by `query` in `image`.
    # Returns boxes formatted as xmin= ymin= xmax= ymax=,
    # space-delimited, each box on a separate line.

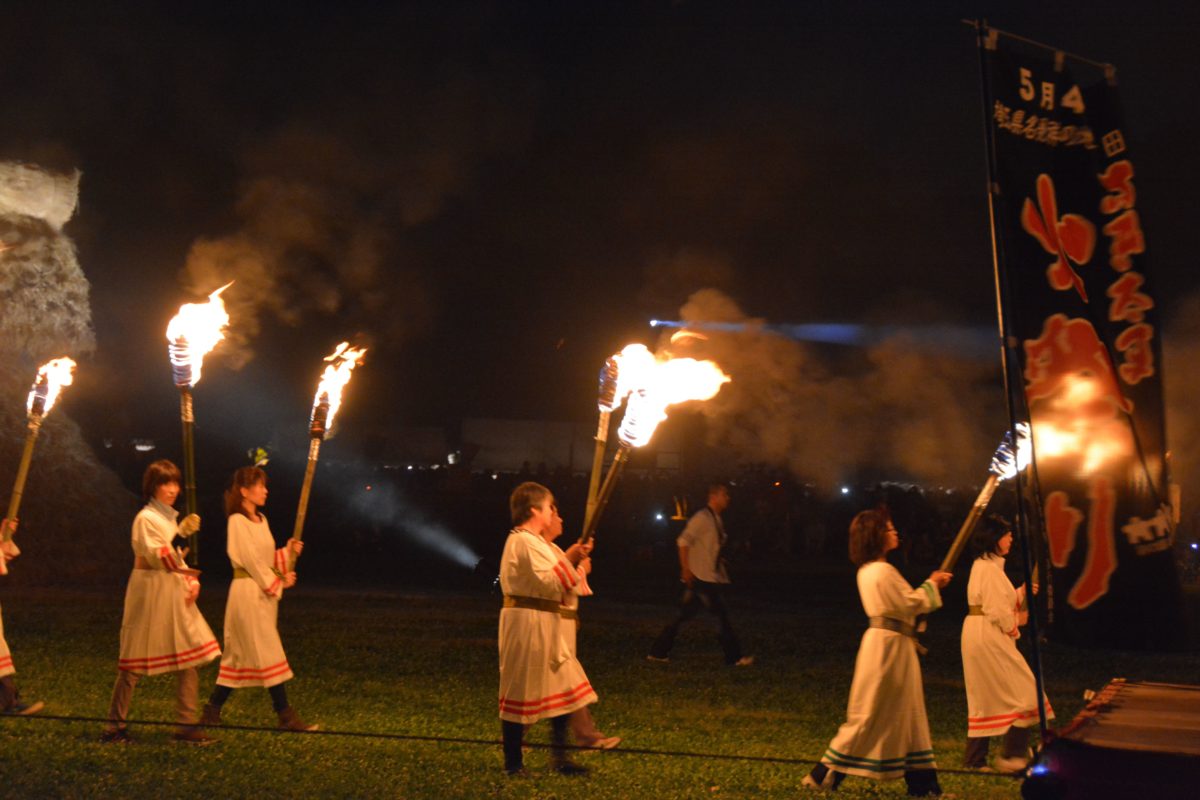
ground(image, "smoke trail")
xmin=661 ymin=288 xmax=1006 ymax=486
xmin=349 ymin=479 xmax=479 ymax=568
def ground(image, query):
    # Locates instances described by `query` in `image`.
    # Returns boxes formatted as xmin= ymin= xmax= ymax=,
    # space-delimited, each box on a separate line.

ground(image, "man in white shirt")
xmin=647 ymin=483 xmax=753 ymax=666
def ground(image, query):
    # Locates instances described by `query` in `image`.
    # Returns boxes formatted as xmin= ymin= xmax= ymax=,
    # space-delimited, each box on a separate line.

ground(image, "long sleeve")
xmin=979 ymin=558 xmax=1018 ymax=636
xmin=499 ymin=530 xmax=579 ymax=600
xmin=227 ymin=513 xmax=284 ymax=597
xmin=859 ymin=562 xmax=941 ymax=623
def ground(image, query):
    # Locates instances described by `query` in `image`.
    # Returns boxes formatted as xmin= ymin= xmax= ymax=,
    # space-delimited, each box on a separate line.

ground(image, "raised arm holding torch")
xmin=288 ymin=342 xmax=366 ymax=571
xmin=5 ymin=358 xmax=77 ymax=540
xmin=166 ymin=283 xmax=232 ymax=566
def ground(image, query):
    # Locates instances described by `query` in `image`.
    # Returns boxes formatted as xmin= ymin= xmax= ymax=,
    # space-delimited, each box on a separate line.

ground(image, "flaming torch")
xmin=579 ymin=351 xmax=730 ymax=544
xmin=581 ymin=344 xmax=658 ymax=536
xmin=4 ymin=358 xmax=77 ymax=540
xmin=166 ymin=282 xmax=232 ymax=565
xmin=289 ymin=342 xmax=367 ymax=571
xmin=938 ymin=422 xmax=1033 ymax=573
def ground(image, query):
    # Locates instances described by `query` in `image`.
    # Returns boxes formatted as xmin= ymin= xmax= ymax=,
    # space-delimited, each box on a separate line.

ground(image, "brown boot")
xmin=277 ymin=706 xmax=319 ymax=731
xmin=199 ymin=703 xmax=222 ymax=727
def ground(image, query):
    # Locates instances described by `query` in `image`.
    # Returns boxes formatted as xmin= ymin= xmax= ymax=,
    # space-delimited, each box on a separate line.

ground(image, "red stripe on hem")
xmin=119 ymin=640 xmax=220 ymax=670
xmin=219 ymin=660 xmax=291 ymax=677
xmin=499 ymin=681 xmax=593 ymax=713
xmin=220 ymin=666 xmax=292 ymax=682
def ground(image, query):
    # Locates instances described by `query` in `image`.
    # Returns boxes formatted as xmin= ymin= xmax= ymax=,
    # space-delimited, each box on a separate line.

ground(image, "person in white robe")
xmin=498 ymin=481 xmax=596 ymax=775
xmin=961 ymin=516 xmax=1054 ymax=772
xmin=102 ymin=460 xmax=219 ymax=744
xmin=0 ymin=517 xmax=44 ymax=715
xmin=804 ymin=509 xmax=952 ymax=797
xmin=200 ymin=466 xmax=313 ymax=732
xmin=556 ymin=538 xmax=620 ymax=749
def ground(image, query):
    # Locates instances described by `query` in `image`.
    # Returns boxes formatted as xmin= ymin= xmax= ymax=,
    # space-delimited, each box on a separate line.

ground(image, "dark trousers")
xmin=649 ymin=579 xmax=743 ymax=665
xmin=501 ymin=714 xmax=572 ymax=773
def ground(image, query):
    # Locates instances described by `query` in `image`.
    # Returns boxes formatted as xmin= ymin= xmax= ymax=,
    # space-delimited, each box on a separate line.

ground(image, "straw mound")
xmin=1 ymin=162 xmax=132 ymax=586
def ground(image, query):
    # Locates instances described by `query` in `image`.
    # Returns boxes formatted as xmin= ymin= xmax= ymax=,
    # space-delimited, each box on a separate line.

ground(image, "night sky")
xmin=4 ymin=1 xmax=1199 ymax=481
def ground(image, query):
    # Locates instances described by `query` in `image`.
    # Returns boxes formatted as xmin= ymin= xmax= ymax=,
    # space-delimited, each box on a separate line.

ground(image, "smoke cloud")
xmin=665 ymin=288 xmax=1006 ymax=486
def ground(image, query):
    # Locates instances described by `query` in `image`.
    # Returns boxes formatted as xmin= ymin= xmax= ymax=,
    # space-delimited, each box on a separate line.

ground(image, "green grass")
xmin=1 ymin=570 xmax=1198 ymax=799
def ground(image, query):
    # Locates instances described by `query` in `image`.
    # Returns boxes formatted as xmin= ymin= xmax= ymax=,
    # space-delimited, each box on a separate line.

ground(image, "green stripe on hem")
xmin=826 ymin=747 xmax=935 ymax=766
xmin=920 ymin=580 xmax=941 ymax=611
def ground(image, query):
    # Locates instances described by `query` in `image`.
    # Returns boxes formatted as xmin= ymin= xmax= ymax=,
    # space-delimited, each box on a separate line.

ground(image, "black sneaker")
xmin=554 ymin=760 xmax=590 ymax=776
xmin=100 ymin=728 xmax=134 ymax=744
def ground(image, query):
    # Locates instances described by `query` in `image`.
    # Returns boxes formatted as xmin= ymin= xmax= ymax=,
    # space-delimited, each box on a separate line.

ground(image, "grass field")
xmin=1 ymin=563 xmax=1198 ymax=799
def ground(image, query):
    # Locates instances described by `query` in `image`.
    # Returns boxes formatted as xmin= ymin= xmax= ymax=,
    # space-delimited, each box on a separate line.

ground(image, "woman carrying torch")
xmin=0 ymin=517 xmax=44 ymax=715
xmin=498 ymin=482 xmax=596 ymax=776
xmin=200 ymin=467 xmax=314 ymax=731
xmin=102 ymin=460 xmax=219 ymax=744
xmin=803 ymin=510 xmax=952 ymax=797
xmin=961 ymin=515 xmax=1053 ymax=773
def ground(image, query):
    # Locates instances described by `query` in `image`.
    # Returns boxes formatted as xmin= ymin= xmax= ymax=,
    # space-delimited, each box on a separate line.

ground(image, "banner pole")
xmin=972 ymin=18 xmax=1050 ymax=742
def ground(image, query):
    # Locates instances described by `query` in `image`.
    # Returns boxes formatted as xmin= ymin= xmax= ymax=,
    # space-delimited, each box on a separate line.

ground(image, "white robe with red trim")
xmin=821 ymin=561 xmax=941 ymax=780
xmin=961 ymin=554 xmax=1054 ymax=737
xmin=498 ymin=528 xmax=597 ymax=724
xmin=0 ymin=540 xmax=17 ymax=678
xmin=216 ymin=512 xmax=294 ymax=688
xmin=117 ymin=500 xmax=220 ymax=675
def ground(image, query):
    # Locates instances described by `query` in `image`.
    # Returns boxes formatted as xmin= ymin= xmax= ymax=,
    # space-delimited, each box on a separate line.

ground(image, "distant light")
xmin=840 ymin=486 xmax=850 ymax=495
xmin=491 ymin=472 xmax=499 ymax=480
xmin=1029 ymin=763 xmax=1050 ymax=777
xmin=431 ymin=464 xmax=440 ymax=470
xmin=365 ymin=485 xmax=372 ymax=491
xmin=447 ymin=452 xmax=459 ymax=465
xmin=655 ymin=513 xmax=664 ymax=521
xmin=133 ymin=438 xmax=156 ymax=453
xmin=407 ymin=465 xmax=414 ymax=471
xmin=1192 ymin=543 xmax=1199 ymax=551
xmin=649 ymin=319 xmax=661 ymax=327
xmin=773 ymin=481 xmax=781 ymax=487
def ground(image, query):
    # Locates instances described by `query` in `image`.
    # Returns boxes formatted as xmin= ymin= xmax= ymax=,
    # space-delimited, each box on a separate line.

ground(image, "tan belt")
xmin=968 ymin=605 xmax=985 ymax=616
xmin=867 ymin=616 xmax=916 ymax=638
xmin=133 ymin=556 xmax=153 ymax=570
xmin=233 ymin=567 xmax=251 ymax=579
xmin=503 ymin=595 xmax=561 ymax=614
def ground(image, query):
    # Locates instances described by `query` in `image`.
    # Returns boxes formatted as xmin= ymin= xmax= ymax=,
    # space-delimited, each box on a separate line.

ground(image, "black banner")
xmin=982 ymin=27 xmax=1182 ymax=649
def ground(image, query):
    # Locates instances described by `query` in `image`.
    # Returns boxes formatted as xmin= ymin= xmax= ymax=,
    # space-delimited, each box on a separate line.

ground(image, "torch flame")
xmin=166 ymin=282 xmax=233 ymax=387
xmin=617 ymin=354 xmax=730 ymax=448
xmin=26 ymin=357 xmax=77 ymax=417
xmin=989 ymin=422 xmax=1032 ymax=481
xmin=311 ymin=342 xmax=367 ymax=436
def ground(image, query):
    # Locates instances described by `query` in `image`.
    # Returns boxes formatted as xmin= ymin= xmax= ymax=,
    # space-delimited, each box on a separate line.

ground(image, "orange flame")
xmin=166 ymin=282 xmax=233 ymax=386
xmin=26 ymin=357 xmax=77 ymax=417
xmin=616 ymin=350 xmax=730 ymax=448
xmin=313 ymin=342 xmax=368 ymax=435
xmin=1031 ymin=374 xmax=1133 ymax=476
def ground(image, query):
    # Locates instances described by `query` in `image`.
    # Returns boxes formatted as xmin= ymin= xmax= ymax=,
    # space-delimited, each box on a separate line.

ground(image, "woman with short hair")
xmin=102 ymin=460 xmax=219 ymax=744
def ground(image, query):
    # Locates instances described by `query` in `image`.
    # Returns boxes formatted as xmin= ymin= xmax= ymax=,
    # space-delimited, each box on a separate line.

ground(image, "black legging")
xmin=209 ymin=682 xmax=289 ymax=712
